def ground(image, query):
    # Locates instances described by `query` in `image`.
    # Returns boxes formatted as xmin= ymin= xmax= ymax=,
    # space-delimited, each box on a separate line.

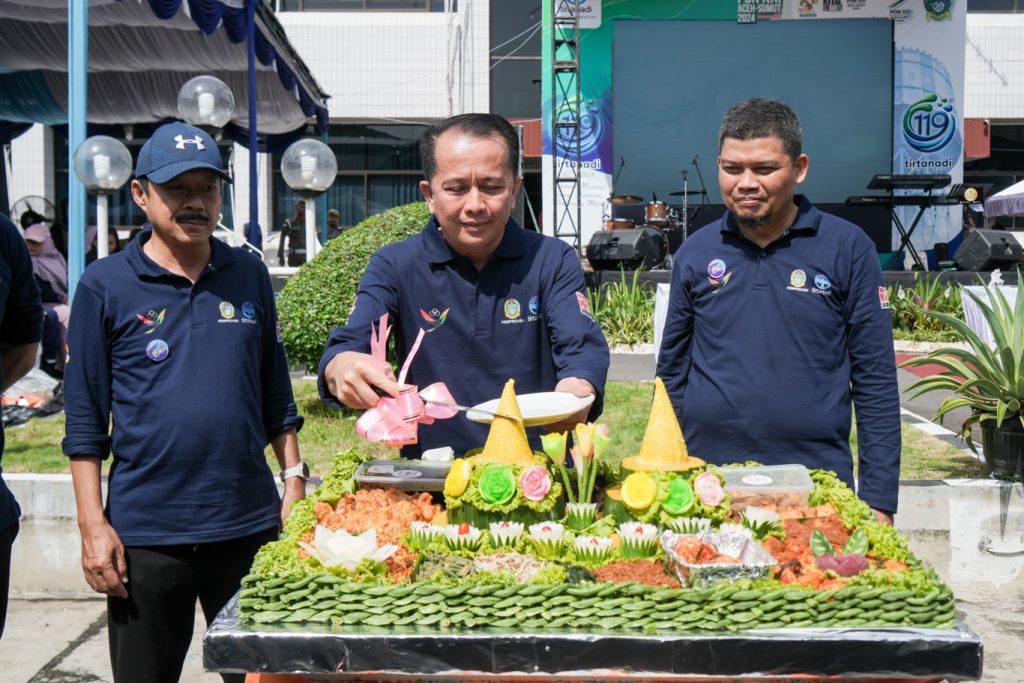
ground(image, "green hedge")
xmin=277 ymin=202 xmax=432 ymax=370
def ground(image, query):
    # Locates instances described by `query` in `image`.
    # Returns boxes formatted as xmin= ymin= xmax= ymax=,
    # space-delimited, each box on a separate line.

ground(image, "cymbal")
xmin=609 ymin=194 xmax=644 ymax=205
xmin=669 ymin=190 xmax=704 ymax=196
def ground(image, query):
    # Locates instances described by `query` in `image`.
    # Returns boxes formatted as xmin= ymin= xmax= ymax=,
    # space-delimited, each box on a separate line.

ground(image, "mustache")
xmin=175 ymin=213 xmax=209 ymax=223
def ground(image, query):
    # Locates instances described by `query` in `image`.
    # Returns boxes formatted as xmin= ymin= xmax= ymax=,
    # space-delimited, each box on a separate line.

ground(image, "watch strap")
xmin=281 ymin=462 xmax=309 ymax=482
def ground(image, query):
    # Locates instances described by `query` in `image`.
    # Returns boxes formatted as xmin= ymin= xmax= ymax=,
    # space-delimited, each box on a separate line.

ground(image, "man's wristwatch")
xmin=280 ymin=462 xmax=310 ymax=483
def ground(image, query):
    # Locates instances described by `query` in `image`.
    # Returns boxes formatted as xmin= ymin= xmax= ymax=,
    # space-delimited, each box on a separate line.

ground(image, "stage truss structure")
xmin=551 ymin=0 xmax=582 ymax=255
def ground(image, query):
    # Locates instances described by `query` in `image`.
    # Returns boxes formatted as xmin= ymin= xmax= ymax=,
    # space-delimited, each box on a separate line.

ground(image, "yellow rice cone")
xmin=630 ymin=377 xmax=704 ymax=471
xmin=470 ymin=379 xmax=534 ymax=465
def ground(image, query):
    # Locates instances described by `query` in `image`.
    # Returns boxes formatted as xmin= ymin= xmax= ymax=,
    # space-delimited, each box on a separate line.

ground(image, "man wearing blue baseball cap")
xmin=63 ymin=121 xmax=306 ymax=683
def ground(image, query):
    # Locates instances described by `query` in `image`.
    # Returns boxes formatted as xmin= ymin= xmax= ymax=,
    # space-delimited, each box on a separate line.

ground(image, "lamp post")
xmin=177 ymin=76 xmax=240 ymax=238
xmin=71 ymin=136 xmax=132 ymax=259
xmin=280 ymin=139 xmax=337 ymax=265
xmin=177 ymin=75 xmax=235 ymax=131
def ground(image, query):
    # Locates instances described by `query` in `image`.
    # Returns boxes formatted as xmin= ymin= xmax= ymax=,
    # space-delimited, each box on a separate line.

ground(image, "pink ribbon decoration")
xmin=355 ymin=315 xmax=459 ymax=447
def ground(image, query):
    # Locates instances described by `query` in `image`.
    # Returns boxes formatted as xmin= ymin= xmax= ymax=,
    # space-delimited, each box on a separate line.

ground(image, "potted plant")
xmin=900 ymin=272 xmax=1024 ymax=481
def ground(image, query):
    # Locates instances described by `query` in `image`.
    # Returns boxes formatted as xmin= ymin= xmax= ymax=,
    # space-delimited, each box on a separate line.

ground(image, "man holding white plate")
xmin=319 ymin=113 xmax=609 ymax=457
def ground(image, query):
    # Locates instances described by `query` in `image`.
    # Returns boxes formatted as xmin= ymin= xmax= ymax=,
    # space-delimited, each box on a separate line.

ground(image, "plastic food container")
xmin=354 ymin=460 xmax=451 ymax=492
xmin=713 ymin=464 xmax=814 ymax=511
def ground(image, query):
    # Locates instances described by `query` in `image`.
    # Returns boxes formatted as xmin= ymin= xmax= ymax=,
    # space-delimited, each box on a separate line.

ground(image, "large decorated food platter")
xmin=205 ymin=378 xmax=982 ymax=680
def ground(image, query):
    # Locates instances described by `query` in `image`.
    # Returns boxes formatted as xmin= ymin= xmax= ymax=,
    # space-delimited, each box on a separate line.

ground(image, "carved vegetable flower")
xmin=298 ymin=526 xmax=398 ymax=572
xmin=693 ymin=471 xmax=725 ymax=507
xmin=489 ymin=521 xmax=524 ymax=547
xmin=479 ymin=464 xmax=517 ymax=505
xmin=519 ymin=466 xmax=552 ymax=501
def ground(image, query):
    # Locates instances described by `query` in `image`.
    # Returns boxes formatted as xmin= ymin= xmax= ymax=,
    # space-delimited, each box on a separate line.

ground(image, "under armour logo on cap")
xmin=174 ymin=134 xmax=205 ymax=151
xmin=134 ymin=121 xmax=232 ymax=185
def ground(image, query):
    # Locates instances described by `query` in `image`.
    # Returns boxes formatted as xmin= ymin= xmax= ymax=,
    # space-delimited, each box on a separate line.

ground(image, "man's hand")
xmin=79 ymin=519 xmax=129 ymax=598
xmin=546 ymin=377 xmax=596 ymax=433
xmin=324 ymin=351 xmax=401 ymax=409
xmin=280 ymin=478 xmax=306 ymax=528
xmin=872 ymin=508 xmax=894 ymax=526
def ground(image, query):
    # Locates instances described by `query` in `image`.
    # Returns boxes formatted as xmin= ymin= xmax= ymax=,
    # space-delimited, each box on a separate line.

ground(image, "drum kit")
xmin=601 ymin=189 xmax=704 ymax=269
xmin=592 ymin=159 xmax=711 ymax=270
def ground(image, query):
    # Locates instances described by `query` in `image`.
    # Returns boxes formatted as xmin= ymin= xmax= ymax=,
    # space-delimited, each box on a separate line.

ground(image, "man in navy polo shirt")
xmin=319 ymin=113 xmax=608 ymax=456
xmin=0 ymin=212 xmax=43 ymax=638
xmin=63 ymin=122 xmax=306 ymax=683
xmin=657 ymin=99 xmax=901 ymax=521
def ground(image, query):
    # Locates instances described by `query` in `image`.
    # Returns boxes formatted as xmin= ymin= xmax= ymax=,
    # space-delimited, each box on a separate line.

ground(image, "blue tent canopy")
xmin=0 ymin=0 xmax=330 ymax=143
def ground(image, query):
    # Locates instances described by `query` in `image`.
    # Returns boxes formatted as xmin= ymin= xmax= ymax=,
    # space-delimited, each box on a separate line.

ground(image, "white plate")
xmin=467 ymin=392 xmax=595 ymax=427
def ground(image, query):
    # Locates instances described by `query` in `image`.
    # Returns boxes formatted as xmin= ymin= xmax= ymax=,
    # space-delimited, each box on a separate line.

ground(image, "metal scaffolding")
xmin=550 ymin=0 xmax=582 ymax=254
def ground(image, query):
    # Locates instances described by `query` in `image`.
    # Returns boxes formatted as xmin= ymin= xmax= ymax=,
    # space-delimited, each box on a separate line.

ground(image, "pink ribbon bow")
xmin=354 ymin=314 xmax=459 ymax=447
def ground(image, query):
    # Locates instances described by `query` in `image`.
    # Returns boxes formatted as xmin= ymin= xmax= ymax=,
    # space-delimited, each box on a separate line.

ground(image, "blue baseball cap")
xmin=134 ymin=121 xmax=232 ymax=184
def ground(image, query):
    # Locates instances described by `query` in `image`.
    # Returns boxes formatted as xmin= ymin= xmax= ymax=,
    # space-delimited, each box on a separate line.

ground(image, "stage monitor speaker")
xmin=953 ymin=229 xmax=1024 ymax=271
xmin=586 ymin=226 xmax=666 ymax=271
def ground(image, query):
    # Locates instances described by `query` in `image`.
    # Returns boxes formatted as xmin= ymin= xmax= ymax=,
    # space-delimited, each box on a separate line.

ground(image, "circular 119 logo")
xmin=902 ymin=94 xmax=956 ymax=154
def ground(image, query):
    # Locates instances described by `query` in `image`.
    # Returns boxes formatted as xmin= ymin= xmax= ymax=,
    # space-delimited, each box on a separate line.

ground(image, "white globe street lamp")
xmin=177 ymin=75 xmax=235 ymax=130
xmin=177 ymin=76 xmax=236 ymax=236
xmin=280 ymin=139 xmax=337 ymax=264
xmin=72 ymin=135 xmax=132 ymax=259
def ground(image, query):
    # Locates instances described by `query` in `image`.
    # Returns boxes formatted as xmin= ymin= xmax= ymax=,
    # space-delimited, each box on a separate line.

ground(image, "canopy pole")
xmin=321 ymin=129 xmax=329 ymax=244
xmin=247 ymin=0 xmax=259 ymax=249
xmin=67 ymin=2 xmax=88 ymax=299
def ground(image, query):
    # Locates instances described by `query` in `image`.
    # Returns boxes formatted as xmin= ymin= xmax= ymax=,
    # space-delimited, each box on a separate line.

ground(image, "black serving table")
xmin=204 ymin=595 xmax=982 ymax=681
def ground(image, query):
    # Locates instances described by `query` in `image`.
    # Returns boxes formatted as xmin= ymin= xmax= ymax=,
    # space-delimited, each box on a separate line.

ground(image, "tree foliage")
xmin=277 ymin=202 xmax=431 ymax=370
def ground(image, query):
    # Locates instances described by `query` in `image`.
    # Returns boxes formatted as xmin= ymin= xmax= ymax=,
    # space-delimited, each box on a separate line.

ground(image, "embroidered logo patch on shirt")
xmin=576 ymin=291 xmax=594 ymax=320
xmin=219 ymin=301 xmax=235 ymax=319
xmin=878 ymin=286 xmax=891 ymax=310
xmin=242 ymin=302 xmax=256 ymax=319
xmin=504 ymin=298 xmax=521 ymax=320
xmin=790 ymin=269 xmax=807 ymax=288
xmin=136 ymin=308 xmax=166 ymax=334
xmin=420 ymin=307 xmax=449 ymax=332
xmin=814 ymin=274 xmax=832 ymax=291
xmin=528 ymin=296 xmax=541 ymax=316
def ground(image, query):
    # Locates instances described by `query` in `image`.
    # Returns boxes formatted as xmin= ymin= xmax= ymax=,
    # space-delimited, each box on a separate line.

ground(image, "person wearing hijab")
xmin=23 ymin=224 xmax=69 ymax=377
xmin=85 ymin=226 xmax=122 ymax=265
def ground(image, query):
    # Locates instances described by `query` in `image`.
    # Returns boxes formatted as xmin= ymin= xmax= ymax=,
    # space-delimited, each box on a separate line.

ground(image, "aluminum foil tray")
xmin=661 ymin=530 xmax=777 ymax=589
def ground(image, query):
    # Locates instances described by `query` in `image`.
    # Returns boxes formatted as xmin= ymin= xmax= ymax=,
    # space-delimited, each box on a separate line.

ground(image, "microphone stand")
xmin=692 ymin=155 xmax=710 ymax=207
xmin=679 ymin=169 xmax=689 ymax=241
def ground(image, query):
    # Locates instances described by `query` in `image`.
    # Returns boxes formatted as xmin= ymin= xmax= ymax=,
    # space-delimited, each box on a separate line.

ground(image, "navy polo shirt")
xmin=657 ymin=196 xmax=901 ymax=513
xmin=319 ymin=217 xmax=609 ymax=457
xmin=0 ymin=214 xmax=43 ymax=531
xmin=62 ymin=230 xmax=301 ymax=545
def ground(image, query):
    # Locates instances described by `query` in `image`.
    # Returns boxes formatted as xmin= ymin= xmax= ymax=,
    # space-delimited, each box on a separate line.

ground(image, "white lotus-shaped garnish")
xmin=528 ymin=521 xmax=566 ymax=542
xmin=718 ymin=522 xmax=754 ymax=538
xmin=489 ymin=521 xmax=524 ymax=544
xmin=618 ymin=522 xmax=658 ymax=542
xmin=741 ymin=506 xmax=780 ymax=527
xmin=443 ymin=524 xmax=483 ymax=544
xmin=574 ymin=535 xmax=613 ymax=553
xmin=410 ymin=521 xmax=441 ymax=536
xmin=668 ymin=517 xmax=712 ymax=534
xmin=299 ymin=526 xmax=398 ymax=572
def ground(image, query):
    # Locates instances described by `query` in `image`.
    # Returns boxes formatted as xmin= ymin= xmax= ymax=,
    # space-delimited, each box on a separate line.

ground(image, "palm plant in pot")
xmin=900 ymin=272 xmax=1024 ymax=481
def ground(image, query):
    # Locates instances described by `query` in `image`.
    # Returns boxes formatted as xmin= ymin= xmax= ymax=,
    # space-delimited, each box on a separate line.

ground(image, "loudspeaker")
xmin=953 ymin=229 xmax=1024 ymax=271
xmin=586 ymin=226 xmax=666 ymax=271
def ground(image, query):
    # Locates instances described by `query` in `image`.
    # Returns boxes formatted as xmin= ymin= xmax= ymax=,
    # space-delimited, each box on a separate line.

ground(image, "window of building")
xmin=489 ymin=1 xmax=542 ymax=119
xmin=272 ymin=123 xmax=427 ymax=232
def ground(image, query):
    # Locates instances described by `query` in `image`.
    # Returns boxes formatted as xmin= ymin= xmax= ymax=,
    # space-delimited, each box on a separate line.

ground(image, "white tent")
xmin=984 ymin=179 xmax=1024 ymax=218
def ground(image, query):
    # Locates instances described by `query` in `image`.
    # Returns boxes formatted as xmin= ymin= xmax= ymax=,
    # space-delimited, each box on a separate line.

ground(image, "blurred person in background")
xmin=0 ymin=212 xmax=44 ymax=637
